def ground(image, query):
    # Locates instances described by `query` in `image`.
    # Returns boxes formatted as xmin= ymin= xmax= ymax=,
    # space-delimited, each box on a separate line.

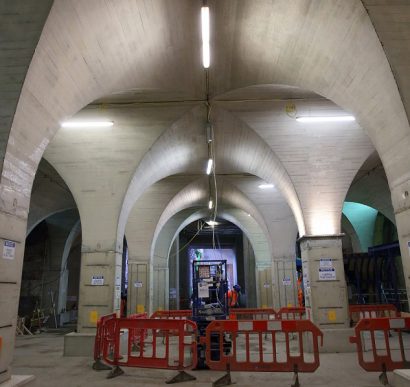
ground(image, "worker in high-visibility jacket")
xmin=227 ymin=284 xmax=241 ymax=308
xmin=297 ymin=274 xmax=304 ymax=307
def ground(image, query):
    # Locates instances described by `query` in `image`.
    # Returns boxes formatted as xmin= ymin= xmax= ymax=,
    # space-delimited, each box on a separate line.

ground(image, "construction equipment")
xmin=191 ymin=259 xmax=230 ymax=368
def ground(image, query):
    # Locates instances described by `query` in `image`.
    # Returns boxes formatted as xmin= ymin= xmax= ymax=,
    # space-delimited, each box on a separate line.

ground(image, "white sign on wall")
xmin=91 ymin=275 xmax=104 ymax=286
xmin=3 ymin=240 xmax=16 ymax=260
xmin=318 ymin=268 xmax=336 ymax=281
xmin=134 ymin=281 xmax=143 ymax=288
xmin=282 ymin=277 xmax=291 ymax=286
xmin=320 ymin=258 xmax=333 ymax=268
xmin=263 ymin=282 xmax=270 ymax=288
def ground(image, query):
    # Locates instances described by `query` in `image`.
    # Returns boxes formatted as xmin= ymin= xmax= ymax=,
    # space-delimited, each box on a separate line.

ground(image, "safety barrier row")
xmin=102 ymin=318 xmax=198 ymax=381
xmin=150 ymin=310 xmax=191 ymax=320
xmin=349 ymin=304 xmax=399 ymax=326
xmin=150 ymin=307 xmax=307 ymax=322
xmin=204 ymin=319 xmax=323 ymax=386
xmin=229 ymin=308 xmax=276 ymax=321
xmin=276 ymin=307 xmax=306 ymax=320
xmin=350 ymin=317 xmax=410 ymax=385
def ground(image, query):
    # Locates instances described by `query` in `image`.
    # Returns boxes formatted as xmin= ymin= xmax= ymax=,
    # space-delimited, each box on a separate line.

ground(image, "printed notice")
xmin=3 ymin=240 xmax=15 ymax=260
xmin=319 ymin=268 xmax=336 ymax=281
xmin=91 ymin=275 xmax=104 ymax=285
xmin=282 ymin=276 xmax=291 ymax=286
xmin=320 ymin=258 xmax=333 ymax=268
xmin=263 ymin=282 xmax=270 ymax=288
xmin=198 ymin=282 xmax=210 ymax=298
xmin=134 ymin=281 xmax=143 ymax=288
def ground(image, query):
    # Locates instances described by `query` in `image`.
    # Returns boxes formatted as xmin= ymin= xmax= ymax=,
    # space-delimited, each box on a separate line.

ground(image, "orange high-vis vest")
xmin=227 ymin=290 xmax=238 ymax=307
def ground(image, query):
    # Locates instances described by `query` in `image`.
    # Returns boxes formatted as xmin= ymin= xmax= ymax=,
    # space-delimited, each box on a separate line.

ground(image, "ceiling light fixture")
xmin=258 ymin=183 xmax=274 ymax=189
xmin=206 ymin=220 xmax=219 ymax=226
xmin=201 ymin=6 xmax=210 ymax=68
xmin=61 ymin=121 xmax=114 ymax=128
xmin=296 ymin=116 xmax=355 ymax=123
xmin=208 ymin=199 xmax=213 ymax=209
xmin=206 ymin=158 xmax=213 ymax=175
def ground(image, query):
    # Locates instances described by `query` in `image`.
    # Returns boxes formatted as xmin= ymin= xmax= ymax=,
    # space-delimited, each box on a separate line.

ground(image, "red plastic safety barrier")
xmin=229 ymin=308 xmax=276 ymax=321
xmin=349 ymin=304 xmax=400 ymax=325
xmin=205 ymin=319 xmax=323 ymax=373
xmin=102 ymin=318 xmax=198 ymax=371
xmin=350 ymin=317 xmax=410 ymax=373
xmin=93 ymin=313 xmax=117 ymax=364
xmin=276 ymin=307 xmax=306 ymax=320
xmin=128 ymin=313 xmax=148 ymax=348
xmin=150 ymin=310 xmax=191 ymax=320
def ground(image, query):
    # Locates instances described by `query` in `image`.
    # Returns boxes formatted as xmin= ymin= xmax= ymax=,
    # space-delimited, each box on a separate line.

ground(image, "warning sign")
xmin=319 ymin=258 xmax=333 ymax=268
xmin=319 ymin=268 xmax=336 ymax=281
xmin=3 ymin=240 xmax=15 ymax=260
xmin=282 ymin=277 xmax=291 ymax=286
xmin=91 ymin=275 xmax=104 ymax=286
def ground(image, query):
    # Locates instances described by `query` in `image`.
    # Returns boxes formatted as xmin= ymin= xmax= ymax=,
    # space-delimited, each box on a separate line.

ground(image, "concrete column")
xmin=127 ymin=260 xmax=149 ymax=314
xmin=391 ymin=182 xmax=410 ymax=310
xmin=299 ymin=235 xmax=349 ymax=327
xmin=152 ymin=266 xmax=168 ymax=311
xmin=256 ymin=264 xmax=272 ymax=308
xmin=396 ymin=212 xmax=410 ymax=309
xmin=299 ymin=235 xmax=352 ymax=352
xmin=272 ymin=258 xmax=298 ymax=309
xmin=0 ymin=211 xmax=26 ymax=384
xmin=77 ymin=247 xmax=122 ymax=333
xmin=243 ymin=234 xmax=257 ymax=307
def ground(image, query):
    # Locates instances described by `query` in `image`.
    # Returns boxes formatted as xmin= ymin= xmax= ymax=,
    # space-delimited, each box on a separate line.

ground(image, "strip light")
xmin=201 ymin=6 xmax=210 ymax=68
xmin=206 ymin=158 xmax=213 ymax=175
xmin=296 ymin=116 xmax=355 ymax=123
xmin=208 ymin=199 xmax=213 ymax=209
xmin=61 ymin=121 xmax=114 ymax=128
xmin=258 ymin=183 xmax=274 ymax=189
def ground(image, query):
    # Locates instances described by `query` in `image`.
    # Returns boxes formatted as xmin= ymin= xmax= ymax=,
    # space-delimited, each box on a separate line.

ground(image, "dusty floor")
xmin=11 ymin=331 xmax=392 ymax=387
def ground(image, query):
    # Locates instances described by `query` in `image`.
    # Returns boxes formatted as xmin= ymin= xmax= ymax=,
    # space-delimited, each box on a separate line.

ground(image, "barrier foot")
xmin=92 ymin=358 xmax=112 ymax=371
xmin=165 ymin=371 xmax=196 ymax=384
xmin=291 ymin=365 xmax=300 ymax=387
xmin=378 ymin=370 xmax=390 ymax=386
xmin=212 ymin=365 xmax=234 ymax=387
xmin=106 ymin=365 xmax=124 ymax=379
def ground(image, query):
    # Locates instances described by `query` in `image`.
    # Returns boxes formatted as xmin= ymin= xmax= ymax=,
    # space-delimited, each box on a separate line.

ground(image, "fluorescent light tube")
xmin=258 ymin=183 xmax=274 ymax=189
xmin=208 ymin=199 xmax=213 ymax=209
xmin=61 ymin=121 xmax=114 ymax=128
xmin=206 ymin=158 xmax=213 ymax=175
xmin=296 ymin=116 xmax=355 ymax=123
xmin=206 ymin=220 xmax=218 ymax=226
xmin=201 ymin=6 xmax=210 ymax=68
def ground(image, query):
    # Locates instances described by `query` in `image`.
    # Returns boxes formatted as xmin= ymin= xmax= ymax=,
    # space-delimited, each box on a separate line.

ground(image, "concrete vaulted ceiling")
xmin=149 ymin=177 xmax=272 ymax=259
xmin=1 ymin=0 xmax=409 ymax=252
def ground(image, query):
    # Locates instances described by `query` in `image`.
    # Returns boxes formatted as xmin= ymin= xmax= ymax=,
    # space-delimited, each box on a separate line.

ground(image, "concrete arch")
xmin=150 ymin=207 xmax=270 ymax=311
xmin=150 ymin=176 xmax=273 ymax=264
xmin=119 ymin=104 xmax=304 ymax=251
xmin=27 ymin=207 xmax=77 ymax=237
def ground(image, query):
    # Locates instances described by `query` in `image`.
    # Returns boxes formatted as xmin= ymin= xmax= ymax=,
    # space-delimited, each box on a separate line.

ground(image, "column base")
xmin=394 ymin=369 xmax=410 ymax=387
xmin=0 ymin=375 xmax=35 ymax=387
xmin=64 ymin=332 xmax=95 ymax=356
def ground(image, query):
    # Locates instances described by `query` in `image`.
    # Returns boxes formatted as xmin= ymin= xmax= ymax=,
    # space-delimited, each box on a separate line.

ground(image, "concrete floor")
xmin=11 ymin=332 xmax=392 ymax=387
